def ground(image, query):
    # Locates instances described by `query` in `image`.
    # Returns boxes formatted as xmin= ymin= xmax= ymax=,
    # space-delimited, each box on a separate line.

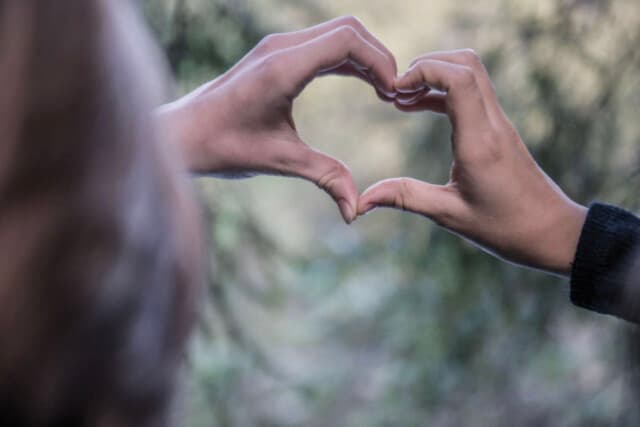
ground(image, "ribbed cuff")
xmin=570 ymin=203 xmax=640 ymax=322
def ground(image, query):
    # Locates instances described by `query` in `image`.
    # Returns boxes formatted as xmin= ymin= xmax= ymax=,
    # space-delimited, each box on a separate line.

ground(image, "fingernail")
xmin=396 ymin=84 xmax=427 ymax=95
xmin=370 ymin=74 xmax=397 ymax=99
xmin=380 ymin=88 xmax=398 ymax=99
xmin=339 ymin=200 xmax=355 ymax=224
xmin=396 ymin=93 xmax=422 ymax=105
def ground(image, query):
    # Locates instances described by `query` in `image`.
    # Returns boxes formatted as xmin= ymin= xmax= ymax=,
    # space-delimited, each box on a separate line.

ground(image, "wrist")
xmin=155 ymin=101 xmax=208 ymax=173
xmin=535 ymin=199 xmax=588 ymax=276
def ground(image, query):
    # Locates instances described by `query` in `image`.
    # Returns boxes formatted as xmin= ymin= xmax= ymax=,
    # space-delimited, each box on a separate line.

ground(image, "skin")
xmin=358 ymin=49 xmax=588 ymax=276
xmin=159 ymin=19 xmax=586 ymax=277
xmin=157 ymin=16 xmax=398 ymax=224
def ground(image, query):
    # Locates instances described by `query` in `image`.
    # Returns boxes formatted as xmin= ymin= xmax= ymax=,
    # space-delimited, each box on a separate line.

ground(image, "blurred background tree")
xmin=143 ymin=0 xmax=640 ymax=426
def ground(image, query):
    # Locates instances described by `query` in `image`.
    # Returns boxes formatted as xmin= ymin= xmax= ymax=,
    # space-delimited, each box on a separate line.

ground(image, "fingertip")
xmin=395 ymin=82 xmax=427 ymax=95
xmin=394 ymin=66 xmax=428 ymax=95
xmin=376 ymin=76 xmax=399 ymax=99
xmin=396 ymin=92 xmax=423 ymax=105
xmin=393 ymin=100 xmax=409 ymax=111
xmin=357 ymin=202 xmax=375 ymax=217
xmin=393 ymin=100 xmax=422 ymax=112
xmin=338 ymin=199 xmax=356 ymax=224
xmin=394 ymin=71 xmax=411 ymax=89
xmin=358 ymin=178 xmax=400 ymax=211
xmin=380 ymin=87 xmax=398 ymax=100
xmin=375 ymin=87 xmax=397 ymax=103
xmin=357 ymin=187 xmax=379 ymax=216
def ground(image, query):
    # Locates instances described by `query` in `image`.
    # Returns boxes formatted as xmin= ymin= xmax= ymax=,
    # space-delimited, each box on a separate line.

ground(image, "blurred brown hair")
xmin=0 ymin=1 xmax=202 ymax=426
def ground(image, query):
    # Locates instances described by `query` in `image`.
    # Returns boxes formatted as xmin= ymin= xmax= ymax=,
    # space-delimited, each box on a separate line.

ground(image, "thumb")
xmin=293 ymin=147 xmax=359 ymax=224
xmin=358 ymin=178 xmax=464 ymax=226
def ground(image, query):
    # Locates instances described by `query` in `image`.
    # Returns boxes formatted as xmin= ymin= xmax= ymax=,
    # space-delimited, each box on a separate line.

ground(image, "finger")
xmin=263 ymin=16 xmax=397 ymax=75
xmin=358 ymin=178 xmax=465 ymax=226
xmin=275 ymin=25 xmax=397 ymax=97
xmin=409 ymin=49 xmax=500 ymax=115
xmin=329 ymin=63 xmax=396 ymax=102
xmin=395 ymin=59 xmax=489 ymax=129
xmin=293 ymin=147 xmax=359 ymax=224
xmin=222 ymin=17 xmax=398 ymax=97
xmin=394 ymin=90 xmax=447 ymax=114
xmin=396 ymin=87 xmax=427 ymax=101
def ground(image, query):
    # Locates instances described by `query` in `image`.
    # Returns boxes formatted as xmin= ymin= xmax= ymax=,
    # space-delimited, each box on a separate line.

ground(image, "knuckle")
xmin=318 ymin=161 xmax=348 ymax=191
xmin=256 ymin=33 xmax=283 ymax=54
xmin=333 ymin=161 xmax=349 ymax=177
xmin=459 ymin=48 xmax=482 ymax=67
xmin=256 ymin=53 xmax=285 ymax=86
xmin=410 ymin=56 xmax=427 ymax=69
xmin=339 ymin=15 xmax=365 ymax=31
xmin=412 ymin=59 xmax=426 ymax=70
xmin=335 ymin=25 xmax=359 ymax=45
xmin=396 ymin=178 xmax=413 ymax=211
xmin=454 ymin=66 xmax=477 ymax=89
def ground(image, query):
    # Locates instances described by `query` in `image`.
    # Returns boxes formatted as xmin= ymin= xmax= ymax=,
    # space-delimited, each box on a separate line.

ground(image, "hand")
xmin=157 ymin=16 xmax=398 ymax=224
xmin=358 ymin=49 xmax=587 ymax=275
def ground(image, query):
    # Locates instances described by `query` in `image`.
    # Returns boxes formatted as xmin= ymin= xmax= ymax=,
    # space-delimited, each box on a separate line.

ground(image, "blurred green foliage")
xmin=144 ymin=1 xmax=640 ymax=426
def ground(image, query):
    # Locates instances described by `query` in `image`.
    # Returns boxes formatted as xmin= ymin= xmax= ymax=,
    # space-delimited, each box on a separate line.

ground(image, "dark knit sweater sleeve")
xmin=570 ymin=203 xmax=640 ymax=323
